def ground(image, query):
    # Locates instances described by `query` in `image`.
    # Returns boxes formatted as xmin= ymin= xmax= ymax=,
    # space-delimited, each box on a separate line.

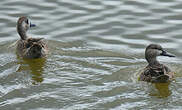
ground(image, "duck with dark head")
xmin=139 ymin=44 xmax=175 ymax=83
xmin=16 ymin=16 xmax=48 ymax=59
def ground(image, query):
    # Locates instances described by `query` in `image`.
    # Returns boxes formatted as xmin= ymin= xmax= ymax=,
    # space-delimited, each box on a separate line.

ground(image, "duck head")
xmin=17 ymin=16 xmax=36 ymax=40
xmin=145 ymin=44 xmax=175 ymax=66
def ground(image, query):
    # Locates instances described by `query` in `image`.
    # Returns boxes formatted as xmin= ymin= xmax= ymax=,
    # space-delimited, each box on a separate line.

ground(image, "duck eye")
xmin=25 ymin=19 xmax=29 ymax=24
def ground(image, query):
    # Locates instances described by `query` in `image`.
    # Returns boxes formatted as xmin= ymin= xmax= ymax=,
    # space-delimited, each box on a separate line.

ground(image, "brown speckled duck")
xmin=139 ymin=44 xmax=175 ymax=83
xmin=16 ymin=16 xmax=48 ymax=59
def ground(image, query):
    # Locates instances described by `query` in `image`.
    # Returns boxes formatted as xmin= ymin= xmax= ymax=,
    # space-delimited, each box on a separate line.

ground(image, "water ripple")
xmin=0 ymin=0 xmax=182 ymax=109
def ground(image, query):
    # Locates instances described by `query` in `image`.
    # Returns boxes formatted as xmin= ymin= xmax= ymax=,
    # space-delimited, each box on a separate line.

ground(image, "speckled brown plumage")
xmin=139 ymin=64 xmax=174 ymax=83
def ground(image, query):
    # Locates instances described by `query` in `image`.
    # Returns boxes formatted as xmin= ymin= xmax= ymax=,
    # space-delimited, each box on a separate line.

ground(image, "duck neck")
xmin=146 ymin=57 xmax=160 ymax=66
xmin=17 ymin=25 xmax=27 ymax=40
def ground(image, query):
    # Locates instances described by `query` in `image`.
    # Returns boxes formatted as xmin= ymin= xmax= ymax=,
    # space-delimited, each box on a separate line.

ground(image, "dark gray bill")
xmin=161 ymin=50 xmax=175 ymax=57
xmin=30 ymin=22 xmax=36 ymax=28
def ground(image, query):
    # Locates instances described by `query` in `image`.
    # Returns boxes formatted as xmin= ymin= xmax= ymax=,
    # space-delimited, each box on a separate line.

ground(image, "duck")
xmin=139 ymin=44 xmax=175 ymax=83
xmin=16 ymin=16 xmax=48 ymax=59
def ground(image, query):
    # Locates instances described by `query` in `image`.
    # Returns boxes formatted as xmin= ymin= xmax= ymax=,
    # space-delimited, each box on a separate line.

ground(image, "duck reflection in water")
xmin=17 ymin=57 xmax=46 ymax=85
xmin=150 ymin=83 xmax=171 ymax=98
xmin=139 ymin=44 xmax=175 ymax=97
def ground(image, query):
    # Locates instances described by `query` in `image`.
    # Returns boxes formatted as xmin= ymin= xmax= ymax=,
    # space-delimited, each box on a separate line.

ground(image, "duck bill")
xmin=30 ymin=22 xmax=36 ymax=28
xmin=161 ymin=50 xmax=175 ymax=57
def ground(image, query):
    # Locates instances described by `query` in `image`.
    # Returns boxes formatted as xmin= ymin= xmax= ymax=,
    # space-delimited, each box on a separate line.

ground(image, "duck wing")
xmin=151 ymin=75 xmax=169 ymax=83
xmin=139 ymin=64 xmax=169 ymax=83
xmin=139 ymin=64 xmax=175 ymax=83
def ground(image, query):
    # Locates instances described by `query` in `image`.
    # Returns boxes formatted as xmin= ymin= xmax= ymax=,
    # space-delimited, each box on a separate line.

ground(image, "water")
xmin=0 ymin=0 xmax=182 ymax=109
